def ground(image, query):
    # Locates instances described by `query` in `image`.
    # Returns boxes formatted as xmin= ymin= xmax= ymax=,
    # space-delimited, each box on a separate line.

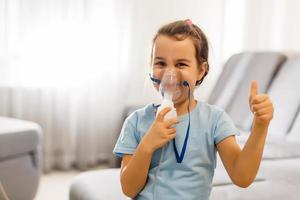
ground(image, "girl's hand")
xmin=249 ymin=80 xmax=274 ymax=127
xmin=141 ymin=107 xmax=178 ymax=154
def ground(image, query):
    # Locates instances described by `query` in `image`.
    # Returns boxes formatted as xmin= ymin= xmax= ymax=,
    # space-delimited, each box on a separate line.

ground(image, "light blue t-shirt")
xmin=113 ymin=101 xmax=240 ymax=200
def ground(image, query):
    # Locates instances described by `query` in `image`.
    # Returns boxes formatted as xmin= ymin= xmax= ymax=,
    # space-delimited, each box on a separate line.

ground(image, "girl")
xmin=113 ymin=19 xmax=274 ymax=200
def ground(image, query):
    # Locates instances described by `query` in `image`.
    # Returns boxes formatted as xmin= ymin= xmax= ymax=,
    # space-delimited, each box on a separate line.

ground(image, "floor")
xmin=35 ymin=165 xmax=109 ymax=200
xmin=35 ymin=170 xmax=80 ymax=200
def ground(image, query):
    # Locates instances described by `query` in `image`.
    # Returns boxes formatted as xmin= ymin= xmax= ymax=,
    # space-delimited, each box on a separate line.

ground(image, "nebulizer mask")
xmin=149 ymin=68 xmax=190 ymax=120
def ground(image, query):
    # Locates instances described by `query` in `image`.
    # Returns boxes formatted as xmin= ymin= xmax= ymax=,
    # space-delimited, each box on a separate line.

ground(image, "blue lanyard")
xmin=173 ymin=85 xmax=191 ymax=163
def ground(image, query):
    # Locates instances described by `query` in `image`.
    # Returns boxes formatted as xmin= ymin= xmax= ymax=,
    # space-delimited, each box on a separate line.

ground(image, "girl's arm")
xmin=216 ymin=123 xmax=268 ymax=188
xmin=217 ymin=81 xmax=274 ymax=188
xmin=120 ymin=144 xmax=153 ymax=198
xmin=120 ymin=107 xmax=178 ymax=198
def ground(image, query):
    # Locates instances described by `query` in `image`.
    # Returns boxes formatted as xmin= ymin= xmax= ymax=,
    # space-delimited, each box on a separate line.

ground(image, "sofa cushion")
xmin=262 ymin=142 xmax=300 ymax=160
xmin=237 ymin=133 xmax=300 ymax=160
xmin=70 ymin=168 xmax=127 ymax=200
xmin=0 ymin=117 xmax=41 ymax=160
xmin=211 ymin=158 xmax=300 ymax=200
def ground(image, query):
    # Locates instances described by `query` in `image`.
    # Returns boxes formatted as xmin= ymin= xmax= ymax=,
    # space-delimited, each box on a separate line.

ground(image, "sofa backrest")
xmin=208 ymin=52 xmax=252 ymax=108
xmin=287 ymin=107 xmax=300 ymax=143
xmin=208 ymin=52 xmax=287 ymax=131
xmin=266 ymin=57 xmax=300 ymax=139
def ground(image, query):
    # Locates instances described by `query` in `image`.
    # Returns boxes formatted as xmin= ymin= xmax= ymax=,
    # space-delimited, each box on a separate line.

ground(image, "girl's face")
xmin=152 ymin=35 xmax=206 ymax=104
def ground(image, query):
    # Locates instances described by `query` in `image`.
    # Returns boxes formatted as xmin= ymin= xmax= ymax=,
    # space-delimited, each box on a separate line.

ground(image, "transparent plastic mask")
xmin=159 ymin=68 xmax=182 ymax=102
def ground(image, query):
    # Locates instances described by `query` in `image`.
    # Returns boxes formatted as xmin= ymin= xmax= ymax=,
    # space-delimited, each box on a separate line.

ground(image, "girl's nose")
xmin=164 ymin=65 xmax=178 ymax=72
xmin=162 ymin=67 xmax=178 ymax=76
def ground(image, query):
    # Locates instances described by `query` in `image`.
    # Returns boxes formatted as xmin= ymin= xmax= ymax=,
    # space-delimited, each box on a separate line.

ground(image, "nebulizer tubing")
xmin=150 ymin=68 xmax=191 ymax=199
xmin=153 ymin=146 xmax=165 ymax=200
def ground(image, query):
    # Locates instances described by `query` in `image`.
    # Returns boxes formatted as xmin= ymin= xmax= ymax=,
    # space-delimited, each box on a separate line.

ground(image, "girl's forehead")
xmin=153 ymin=35 xmax=196 ymax=59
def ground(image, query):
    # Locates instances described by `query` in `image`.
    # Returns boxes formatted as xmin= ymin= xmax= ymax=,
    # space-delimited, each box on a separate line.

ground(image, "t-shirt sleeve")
xmin=113 ymin=113 xmax=139 ymax=158
xmin=213 ymin=111 xmax=240 ymax=144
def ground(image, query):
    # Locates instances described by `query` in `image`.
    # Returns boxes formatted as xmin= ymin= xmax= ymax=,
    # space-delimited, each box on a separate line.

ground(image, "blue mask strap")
xmin=149 ymin=73 xmax=161 ymax=84
xmin=173 ymin=81 xmax=190 ymax=163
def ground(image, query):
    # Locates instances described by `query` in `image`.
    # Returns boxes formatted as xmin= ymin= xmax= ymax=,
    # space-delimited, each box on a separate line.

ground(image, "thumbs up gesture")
xmin=249 ymin=81 xmax=274 ymax=126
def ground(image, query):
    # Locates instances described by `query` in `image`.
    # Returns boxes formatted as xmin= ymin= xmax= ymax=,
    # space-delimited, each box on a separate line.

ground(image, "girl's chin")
xmin=173 ymin=96 xmax=188 ymax=105
xmin=171 ymin=88 xmax=184 ymax=100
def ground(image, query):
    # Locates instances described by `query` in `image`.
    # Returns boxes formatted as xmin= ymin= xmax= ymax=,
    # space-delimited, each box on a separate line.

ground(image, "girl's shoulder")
xmin=195 ymin=100 xmax=230 ymax=126
xmin=124 ymin=104 xmax=156 ymax=124
xmin=197 ymin=100 xmax=225 ymax=115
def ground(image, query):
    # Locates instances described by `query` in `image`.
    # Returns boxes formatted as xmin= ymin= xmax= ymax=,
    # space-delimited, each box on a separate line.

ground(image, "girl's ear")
xmin=197 ymin=62 xmax=208 ymax=80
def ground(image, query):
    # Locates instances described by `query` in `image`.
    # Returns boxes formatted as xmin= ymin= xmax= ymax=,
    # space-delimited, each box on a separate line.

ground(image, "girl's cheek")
xmin=180 ymin=71 xmax=191 ymax=81
xmin=152 ymin=69 xmax=163 ymax=80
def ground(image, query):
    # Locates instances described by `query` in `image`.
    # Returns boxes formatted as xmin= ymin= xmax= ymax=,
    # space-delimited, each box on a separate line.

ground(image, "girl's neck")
xmin=174 ymin=97 xmax=197 ymax=116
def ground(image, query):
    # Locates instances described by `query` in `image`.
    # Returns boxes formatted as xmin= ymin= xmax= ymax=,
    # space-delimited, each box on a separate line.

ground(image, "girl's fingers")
xmin=156 ymin=107 xmax=172 ymax=122
xmin=251 ymin=94 xmax=269 ymax=104
xmin=166 ymin=128 xmax=176 ymax=135
xmin=255 ymin=106 xmax=273 ymax=116
xmin=249 ymin=80 xmax=258 ymax=101
xmin=251 ymin=101 xmax=272 ymax=112
xmin=255 ymin=114 xmax=273 ymax=121
xmin=164 ymin=118 xmax=179 ymax=128
xmin=167 ymin=133 xmax=176 ymax=140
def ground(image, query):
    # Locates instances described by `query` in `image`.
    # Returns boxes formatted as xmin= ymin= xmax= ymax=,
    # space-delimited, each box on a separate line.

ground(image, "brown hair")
xmin=151 ymin=19 xmax=209 ymax=86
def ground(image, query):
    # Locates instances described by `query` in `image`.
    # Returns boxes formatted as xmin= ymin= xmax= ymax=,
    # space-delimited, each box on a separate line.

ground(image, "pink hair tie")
xmin=185 ymin=19 xmax=193 ymax=25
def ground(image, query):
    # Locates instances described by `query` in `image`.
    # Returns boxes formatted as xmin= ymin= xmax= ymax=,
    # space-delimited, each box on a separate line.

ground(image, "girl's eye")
xmin=154 ymin=61 xmax=166 ymax=68
xmin=176 ymin=63 xmax=188 ymax=68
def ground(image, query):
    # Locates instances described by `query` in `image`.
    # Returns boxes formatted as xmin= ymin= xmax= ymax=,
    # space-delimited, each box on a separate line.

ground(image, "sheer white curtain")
xmin=0 ymin=0 xmax=133 ymax=172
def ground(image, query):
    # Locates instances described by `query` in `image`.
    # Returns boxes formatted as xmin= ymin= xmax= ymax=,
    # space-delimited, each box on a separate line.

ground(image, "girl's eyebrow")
xmin=154 ymin=57 xmax=165 ymax=60
xmin=177 ymin=58 xmax=191 ymax=63
xmin=154 ymin=57 xmax=191 ymax=63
